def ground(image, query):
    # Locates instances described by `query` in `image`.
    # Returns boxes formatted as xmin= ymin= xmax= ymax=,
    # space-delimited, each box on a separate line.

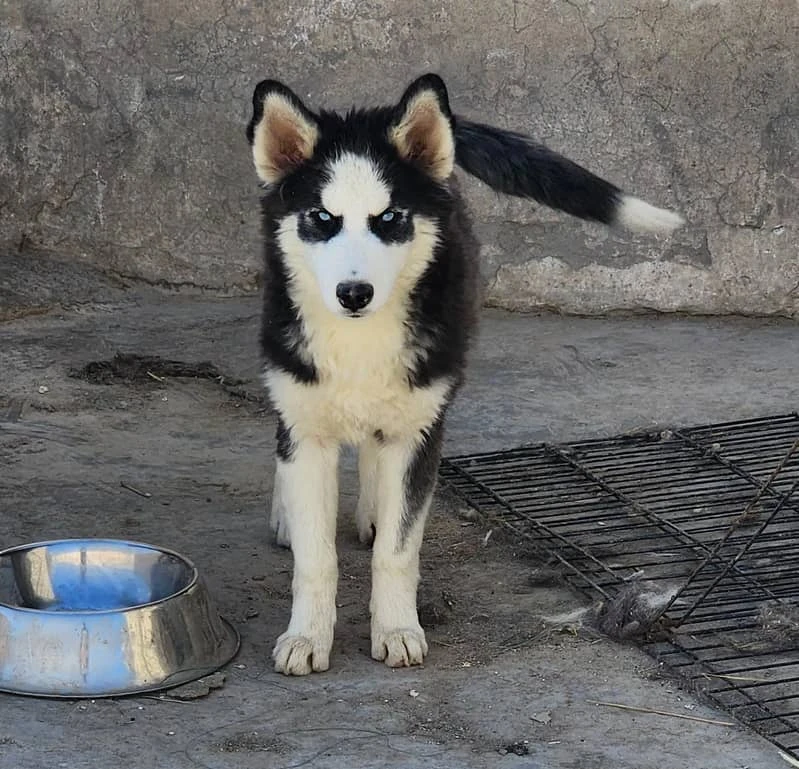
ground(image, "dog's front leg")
xmin=271 ymin=437 xmax=340 ymax=675
xmin=370 ymin=420 xmax=442 ymax=667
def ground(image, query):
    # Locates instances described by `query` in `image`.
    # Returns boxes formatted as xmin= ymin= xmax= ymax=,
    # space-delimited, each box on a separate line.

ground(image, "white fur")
xmin=307 ymin=229 xmax=407 ymax=316
xmin=617 ymin=195 xmax=685 ymax=233
xmin=321 ymin=153 xmax=391 ymax=215
xmin=267 ymin=357 xmax=447 ymax=673
xmin=265 ymin=365 xmax=452 ymax=447
xmin=369 ymin=438 xmax=432 ymax=666
xmin=272 ymin=166 xmax=448 ymax=446
xmin=291 ymin=153 xmax=412 ymax=316
xmin=277 ymin=208 xmax=440 ymax=339
xmin=271 ymin=441 xmax=340 ymax=675
xmin=269 ymin=464 xmax=291 ymax=548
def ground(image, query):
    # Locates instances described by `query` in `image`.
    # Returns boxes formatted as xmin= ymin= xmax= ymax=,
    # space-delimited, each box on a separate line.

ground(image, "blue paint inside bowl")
xmin=47 ymin=563 xmax=155 ymax=610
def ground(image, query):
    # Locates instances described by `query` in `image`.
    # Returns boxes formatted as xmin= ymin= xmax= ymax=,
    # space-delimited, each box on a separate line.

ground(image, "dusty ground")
xmin=1 ymin=258 xmax=796 ymax=768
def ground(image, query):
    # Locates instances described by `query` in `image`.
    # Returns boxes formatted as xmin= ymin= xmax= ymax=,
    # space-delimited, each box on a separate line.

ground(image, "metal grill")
xmin=440 ymin=414 xmax=799 ymax=759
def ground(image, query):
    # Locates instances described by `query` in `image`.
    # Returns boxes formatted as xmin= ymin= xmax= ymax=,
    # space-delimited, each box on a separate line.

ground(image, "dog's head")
xmin=246 ymin=75 xmax=455 ymax=318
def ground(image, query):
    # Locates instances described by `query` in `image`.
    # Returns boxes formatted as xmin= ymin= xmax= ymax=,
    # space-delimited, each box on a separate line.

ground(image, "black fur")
xmin=249 ymin=77 xmax=629 ymax=396
xmin=275 ymin=418 xmax=296 ymax=462
xmin=401 ymin=415 xmax=446 ymax=544
xmin=405 ymin=176 xmax=479 ymax=390
xmin=368 ymin=210 xmax=414 ymax=244
xmin=297 ymin=210 xmax=343 ymax=242
xmin=259 ymin=213 xmax=318 ymax=385
xmin=453 ymin=119 xmax=622 ymax=225
xmin=246 ymin=75 xmax=680 ymax=672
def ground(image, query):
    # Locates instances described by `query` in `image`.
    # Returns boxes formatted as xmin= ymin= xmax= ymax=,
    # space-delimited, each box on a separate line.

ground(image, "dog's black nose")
xmin=336 ymin=281 xmax=374 ymax=312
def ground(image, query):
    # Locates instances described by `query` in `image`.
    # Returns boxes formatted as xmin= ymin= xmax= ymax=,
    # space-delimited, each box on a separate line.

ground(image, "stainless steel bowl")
xmin=0 ymin=539 xmax=239 ymax=698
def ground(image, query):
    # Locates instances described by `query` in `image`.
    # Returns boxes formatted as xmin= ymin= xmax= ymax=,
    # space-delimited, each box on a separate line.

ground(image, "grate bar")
xmin=441 ymin=460 xmax=616 ymax=598
xmin=674 ymin=427 xmax=799 ymax=515
xmin=542 ymin=444 xmax=780 ymax=601
xmin=654 ymin=456 xmax=799 ymax=625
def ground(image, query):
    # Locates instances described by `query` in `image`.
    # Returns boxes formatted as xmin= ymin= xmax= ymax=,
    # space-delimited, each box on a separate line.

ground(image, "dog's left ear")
xmin=389 ymin=74 xmax=455 ymax=181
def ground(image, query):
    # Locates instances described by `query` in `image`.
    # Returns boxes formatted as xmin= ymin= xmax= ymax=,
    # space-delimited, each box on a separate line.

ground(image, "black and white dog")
xmin=246 ymin=74 xmax=683 ymax=675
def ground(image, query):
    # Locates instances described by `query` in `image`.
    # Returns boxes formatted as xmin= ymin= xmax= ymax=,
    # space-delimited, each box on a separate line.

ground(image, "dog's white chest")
xmin=265 ymin=315 xmax=450 ymax=445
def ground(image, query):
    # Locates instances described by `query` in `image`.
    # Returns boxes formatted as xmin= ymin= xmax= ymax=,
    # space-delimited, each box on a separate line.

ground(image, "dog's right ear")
xmin=247 ymin=80 xmax=319 ymax=184
xmin=389 ymin=74 xmax=455 ymax=181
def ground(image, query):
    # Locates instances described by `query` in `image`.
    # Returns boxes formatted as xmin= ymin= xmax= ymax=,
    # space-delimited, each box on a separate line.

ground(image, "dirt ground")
xmin=1 ymin=258 xmax=796 ymax=768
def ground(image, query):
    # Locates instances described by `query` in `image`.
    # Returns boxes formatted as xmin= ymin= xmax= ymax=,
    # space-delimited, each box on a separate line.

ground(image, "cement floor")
xmin=1 ymin=266 xmax=796 ymax=768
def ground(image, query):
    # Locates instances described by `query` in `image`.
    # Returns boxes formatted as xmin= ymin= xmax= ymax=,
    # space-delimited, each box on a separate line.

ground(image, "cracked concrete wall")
xmin=1 ymin=0 xmax=797 ymax=315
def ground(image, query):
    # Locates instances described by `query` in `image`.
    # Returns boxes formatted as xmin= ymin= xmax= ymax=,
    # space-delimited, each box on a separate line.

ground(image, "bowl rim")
xmin=0 ymin=538 xmax=201 ymax=616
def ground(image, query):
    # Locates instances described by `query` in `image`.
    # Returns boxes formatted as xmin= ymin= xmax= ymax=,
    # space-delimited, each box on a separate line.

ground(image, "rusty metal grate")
xmin=440 ymin=413 xmax=799 ymax=759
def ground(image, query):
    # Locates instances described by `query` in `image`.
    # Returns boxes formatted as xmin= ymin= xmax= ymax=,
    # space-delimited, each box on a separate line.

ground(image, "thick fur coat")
xmin=246 ymin=74 xmax=683 ymax=675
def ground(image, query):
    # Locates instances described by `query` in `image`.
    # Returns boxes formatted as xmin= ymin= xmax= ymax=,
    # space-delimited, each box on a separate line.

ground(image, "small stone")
xmin=409 ymin=689 xmax=419 ymax=698
xmin=168 ymin=671 xmax=226 ymax=700
xmin=37 ymin=385 xmax=49 ymax=394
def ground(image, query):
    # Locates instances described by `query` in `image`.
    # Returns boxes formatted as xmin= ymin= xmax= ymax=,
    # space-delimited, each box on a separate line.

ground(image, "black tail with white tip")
xmin=453 ymin=118 xmax=685 ymax=234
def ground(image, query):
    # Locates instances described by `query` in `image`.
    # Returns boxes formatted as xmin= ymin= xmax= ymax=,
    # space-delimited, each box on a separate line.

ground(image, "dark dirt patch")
xmin=213 ymin=731 xmax=289 ymax=753
xmin=71 ymin=353 xmax=243 ymax=386
xmin=69 ymin=353 xmax=267 ymax=405
xmin=418 ymin=589 xmax=457 ymax=629
xmin=499 ymin=740 xmax=531 ymax=756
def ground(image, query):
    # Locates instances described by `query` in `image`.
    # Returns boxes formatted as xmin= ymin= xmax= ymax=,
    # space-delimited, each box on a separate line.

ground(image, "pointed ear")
xmin=246 ymin=80 xmax=319 ymax=184
xmin=389 ymin=73 xmax=455 ymax=180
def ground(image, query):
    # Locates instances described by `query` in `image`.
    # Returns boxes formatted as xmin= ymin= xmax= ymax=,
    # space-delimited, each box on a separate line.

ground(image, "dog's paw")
xmin=272 ymin=632 xmax=332 ymax=675
xmin=371 ymin=626 xmax=428 ymax=668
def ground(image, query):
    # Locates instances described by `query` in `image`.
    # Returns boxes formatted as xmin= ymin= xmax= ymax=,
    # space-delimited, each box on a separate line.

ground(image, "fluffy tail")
xmin=453 ymin=118 xmax=684 ymax=234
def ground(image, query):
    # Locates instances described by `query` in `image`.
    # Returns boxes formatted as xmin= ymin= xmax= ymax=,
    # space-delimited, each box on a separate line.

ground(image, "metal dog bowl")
xmin=0 ymin=539 xmax=239 ymax=698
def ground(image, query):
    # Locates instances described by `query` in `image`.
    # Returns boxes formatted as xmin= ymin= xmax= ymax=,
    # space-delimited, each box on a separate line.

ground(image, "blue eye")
xmin=313 ymin=209 xmax=332 ymax=223
xmin=381 ymin=210 xmax=398 ymax=223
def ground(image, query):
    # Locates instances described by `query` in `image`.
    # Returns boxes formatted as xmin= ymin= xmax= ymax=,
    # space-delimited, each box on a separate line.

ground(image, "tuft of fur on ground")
xmin=542 ymin=581 xmax=682 ymax=641
xmin=757 ymin=601 xmax=799 ymax=650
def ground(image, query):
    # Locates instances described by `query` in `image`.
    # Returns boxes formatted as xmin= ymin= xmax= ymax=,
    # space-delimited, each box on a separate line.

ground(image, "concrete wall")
xmin=1 ymin=0 xmax=797 ymax=316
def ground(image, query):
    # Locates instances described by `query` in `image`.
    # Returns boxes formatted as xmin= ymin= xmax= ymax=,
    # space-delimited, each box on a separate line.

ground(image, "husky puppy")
xmin=245 ymin=73 xmax=683 ymax=675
